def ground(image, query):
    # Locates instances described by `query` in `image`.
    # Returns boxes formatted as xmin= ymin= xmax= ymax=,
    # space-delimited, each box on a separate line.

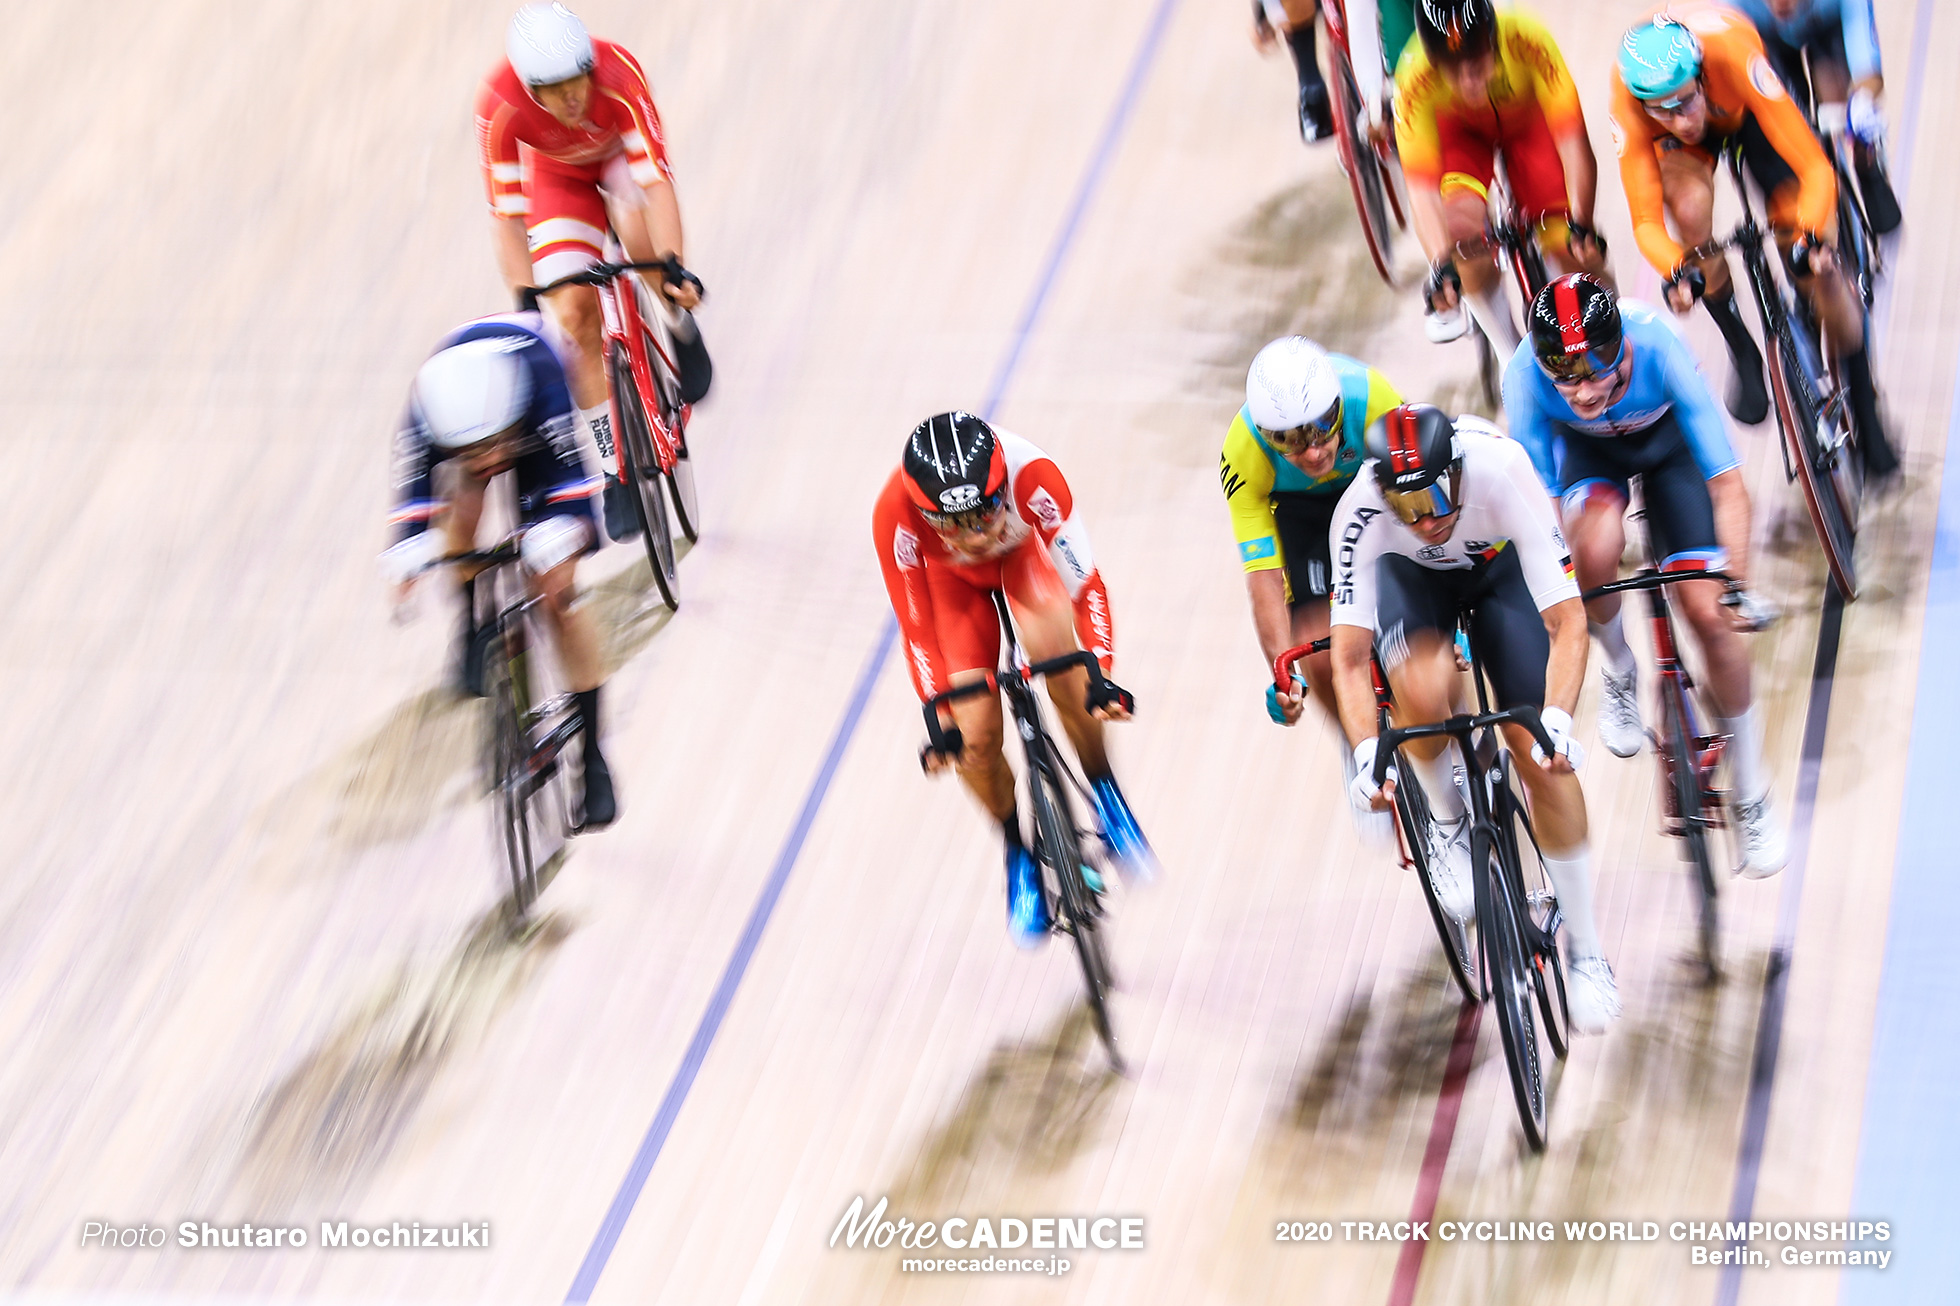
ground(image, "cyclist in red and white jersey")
xmin=477 ymin=3 xmax=701 ymax=541
xmin=873 ymin=413 xmax=1155 ymax=948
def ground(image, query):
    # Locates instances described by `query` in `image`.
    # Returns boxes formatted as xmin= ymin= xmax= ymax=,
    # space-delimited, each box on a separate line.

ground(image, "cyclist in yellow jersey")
xmin=1224 ymin=337 xmax=1400 ymax=738
xmin=1394 ymin=1 xmax=1610 ymax=353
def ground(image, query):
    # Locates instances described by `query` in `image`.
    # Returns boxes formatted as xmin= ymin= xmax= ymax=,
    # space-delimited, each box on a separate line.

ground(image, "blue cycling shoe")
xmin=1090 ymin=776 xmax=1159 ymax=885
xmin=1006 ymin=842 xmax=1051 ymax=949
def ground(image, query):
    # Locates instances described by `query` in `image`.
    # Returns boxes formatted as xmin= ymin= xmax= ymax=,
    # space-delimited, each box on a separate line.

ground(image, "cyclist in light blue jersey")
xmin=1732 ymin=0 xmax=1900 ymax=232
xmin=1504 ymin=274 xmax=1785 ymax=876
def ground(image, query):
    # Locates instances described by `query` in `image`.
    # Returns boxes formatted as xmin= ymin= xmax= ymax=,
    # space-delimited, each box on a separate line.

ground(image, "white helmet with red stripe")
xmin=1245 ymin=336 xmax=1343 ymax=438
xmin=507 ymin=3 xmax=596 ymax=88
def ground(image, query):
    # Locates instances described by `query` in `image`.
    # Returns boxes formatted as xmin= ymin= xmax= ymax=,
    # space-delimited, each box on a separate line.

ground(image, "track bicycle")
xmin=1276 ymin=639 xmax=1479 ymax=1005
xmin=1450 ymin=160 xmax=1552 ymax=410
xmin=1321 ymin=0 xmax=1409 ymax=285
xmin=1363 ymin=629 xmax=1571 ymax=1151
xmin=448 ymin=536 xmax=590 ymax=919
xmin=1581 ymin=561 xmax=1751 ymax=986
xmin=922 ymin=592 xmax=1134 ymax=1071
xmin=1686 ymin=141 xmax=1862 ymax=599
xmin=539 ymin=254 xmax=707 ymax=611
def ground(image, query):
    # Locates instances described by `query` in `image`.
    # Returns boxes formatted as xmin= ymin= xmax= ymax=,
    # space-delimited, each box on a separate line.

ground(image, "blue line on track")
xmin=1716 ymin=3 xmax=1936 ymax=1299
xmin=562 ymin=1 xmax=1183 ymax=1297
xmin=1840 ymin=363 xmax=1960 ymax=1305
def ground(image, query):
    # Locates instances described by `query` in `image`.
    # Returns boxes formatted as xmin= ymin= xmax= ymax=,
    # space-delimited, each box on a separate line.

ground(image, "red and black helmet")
xmin=1529 ymin=273 xmax=1626 ymax=385
xmin=1416 ymin=0 xmax=1497 ymax=65
xmin=901 ymin=411 xmax=1009 ymax=523
xmin=1366 ymin=404 xmax=1464 ymax=523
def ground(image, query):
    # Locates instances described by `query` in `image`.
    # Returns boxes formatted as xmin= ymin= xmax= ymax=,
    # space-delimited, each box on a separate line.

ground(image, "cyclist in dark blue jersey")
xmin=1732 ymin=0 xmax=1900 ymax=232
xmin=1504 ymin=274 xmax=1782 ymax=875
xmin=382 ymin=315 xmax=617 ymax=827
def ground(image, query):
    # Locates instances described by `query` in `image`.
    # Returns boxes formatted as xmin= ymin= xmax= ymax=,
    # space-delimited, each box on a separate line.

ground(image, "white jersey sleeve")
xmin=1481 ymin=434 xmax=1580 ymax=612
xmin=1328 ymin=476 xmax=1391 ymax=631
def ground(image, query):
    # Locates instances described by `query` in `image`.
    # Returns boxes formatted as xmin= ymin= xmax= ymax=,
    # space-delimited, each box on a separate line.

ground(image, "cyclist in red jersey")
xmin=874 ymin=413 xmax=1157 ymax=948
xmin=477 ymin=3 xmax=702 ymax=541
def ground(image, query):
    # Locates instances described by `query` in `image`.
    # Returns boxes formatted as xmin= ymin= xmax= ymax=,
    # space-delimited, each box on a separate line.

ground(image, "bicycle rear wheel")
xmin=1477 ymin=820 xmax=1549 ymax=1151
xmin=1394 ymin=755 xmax=1479 ymax=1004
xmin=1660 ymin=678 xmax=1721 ymax=983
xmin=1031 ymin=759 xmax=1120 ymax=1069
xmin=1765 ymin=318 xmax=1859 ymax=598
xmin=1328 ymin=40 xmax=1396 ymax=284
xmin=611 ymin=348 xmax=680 ymax=610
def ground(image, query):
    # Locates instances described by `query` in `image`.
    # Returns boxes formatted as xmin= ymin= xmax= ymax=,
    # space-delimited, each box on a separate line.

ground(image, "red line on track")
xmin=1387 ymin=1000 xmax=1481 ymax=1306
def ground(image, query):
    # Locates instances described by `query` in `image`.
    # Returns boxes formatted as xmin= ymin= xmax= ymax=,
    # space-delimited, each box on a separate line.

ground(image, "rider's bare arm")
xmin=1247 ymin=569 xmax=1295 ymax=669
xmin=1541 ymin=596 xmax=1588 ymax=718
xmin=1330 ymin=623 xmax=1380 ymax=750
xmin=491 ymin=216 xmax=535 ymax=297
xmin=1707 ymin=468 xmax=1754 ymax=588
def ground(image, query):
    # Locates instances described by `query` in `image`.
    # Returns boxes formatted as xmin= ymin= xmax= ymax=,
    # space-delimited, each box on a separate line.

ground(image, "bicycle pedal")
xmin=1079 ymin=864 xmax=1106 ymax=895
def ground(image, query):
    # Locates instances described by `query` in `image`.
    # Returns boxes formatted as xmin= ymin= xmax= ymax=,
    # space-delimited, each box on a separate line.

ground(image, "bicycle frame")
xmin=1275 ymin=638 xmax=1417 ymax=869
xmin=1584 ymin=569 xmax=1731 ymax=838
xmin=594 ymin=267 xmax=688 ymax=479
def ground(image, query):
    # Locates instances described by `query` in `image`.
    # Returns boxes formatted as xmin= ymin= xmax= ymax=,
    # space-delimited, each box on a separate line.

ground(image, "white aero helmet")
xmin=415 ymin=337 xmax=533 ymax=449
xmin=1245 ymin=336 xmax=1342 ymax=435
xmin=507 ymin=3 xmax=596 ymax=88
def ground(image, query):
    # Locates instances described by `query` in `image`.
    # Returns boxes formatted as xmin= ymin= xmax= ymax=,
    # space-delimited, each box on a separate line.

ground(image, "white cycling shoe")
xmin=1424 ymin=302 xmax=1471 ymax=343
xmin=1424 ymin=814 xmax=1476 ymax=922
xmin=1733 ymin=792 xmax=1789 ymax=879
xmin=1598 ymin=666 xmax=1644 ymax=758
xmin=1564 ymin=954 xmax=1622 ymax=1036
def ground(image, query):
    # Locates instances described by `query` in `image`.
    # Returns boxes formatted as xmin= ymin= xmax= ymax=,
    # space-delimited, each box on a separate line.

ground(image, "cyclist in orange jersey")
xmin=1394 ymin=1 xmax=1610 ymax=354
xmin=1612 ymin=3 xmax=1898 ymax=478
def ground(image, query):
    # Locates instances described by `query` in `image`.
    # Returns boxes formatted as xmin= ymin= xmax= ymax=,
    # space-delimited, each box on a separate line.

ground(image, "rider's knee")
xmin=523 ymin=516 xmax=591 ymax=591
xmin=545 ymin=286 xmax=604 ymax=345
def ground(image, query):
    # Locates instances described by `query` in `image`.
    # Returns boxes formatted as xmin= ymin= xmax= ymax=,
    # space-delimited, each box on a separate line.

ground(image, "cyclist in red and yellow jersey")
xmin=1394 ymin=0 xmax=1610 ymax=354
xmin=1611 ymin=3 xmax=1898 ymax=476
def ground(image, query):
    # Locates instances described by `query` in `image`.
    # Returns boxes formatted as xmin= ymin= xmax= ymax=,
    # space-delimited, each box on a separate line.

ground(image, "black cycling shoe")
xmin=579 ymin=751 xmax=617 ymax=830
xmin=1856 ymin=154 xmax=1903 ymax=236
xmin=1299 ymin=83 xmax=1335 ymax=144
xmin=603 ymin=477 xmax=641 ymax=543
xmin=1726 ymin=345 xmax=1771 ymax=426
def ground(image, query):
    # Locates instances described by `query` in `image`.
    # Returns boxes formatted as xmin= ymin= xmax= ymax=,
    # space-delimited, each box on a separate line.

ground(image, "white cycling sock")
xmin=580 ymin=402 xmax=617 ymax=478
xmin=1590 ymin=610 xmax=1638 ymax=677
xmin=1410 ymin=743 xmax=1467 ymax=822
xmin=1542 ymin=846 xmax=1604 ymax=960
xmin=1719 ymin=705 xmax=1769 ymax=805
xmin=1468 ymin=286 xmax=1522 ymax=355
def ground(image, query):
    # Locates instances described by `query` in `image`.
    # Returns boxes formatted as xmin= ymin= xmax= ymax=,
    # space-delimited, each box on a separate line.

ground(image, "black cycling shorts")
xmin=1707 ymin=111 xmax=1799 ymax=206
xmin=1374 ymin=546 xmax=1550 ymax=711
xmin=1273 ymin=491 xmax=1341 ymax=603
xmin=1554 ymin=413 xmax=1723 ymax=569
xmin=1757 ymin=23 xmax=1847 ymax=115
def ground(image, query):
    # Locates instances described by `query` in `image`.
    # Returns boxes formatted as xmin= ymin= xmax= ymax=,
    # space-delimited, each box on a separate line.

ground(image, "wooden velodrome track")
xmin=3 ymin=0 xmax=1956 ymax=1302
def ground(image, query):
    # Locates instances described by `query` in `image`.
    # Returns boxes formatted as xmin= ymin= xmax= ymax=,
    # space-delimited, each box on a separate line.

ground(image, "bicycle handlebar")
xmin=1581 ymin=568 xmax=1739 ymax=602
xmin=920 ymin=650 xmax=1115 ymax=755
xmin=1372 ymin=706 xmax=1556 ymax=786
xmin=537 ymin=256 xmax=706 ymax=298
xmin=1273 ymin=639 xmax=1332 ymax=689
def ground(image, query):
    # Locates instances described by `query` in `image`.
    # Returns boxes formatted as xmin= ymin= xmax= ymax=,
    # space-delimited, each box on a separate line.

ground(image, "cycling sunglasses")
xmin=1537 ymin=335 xmax=1627 ymax=387
xmin=1642 ymin=84 xmax=1703 ymax=117
xmin=1381 ymin=469 xmax=1462 ymax=525
xmin=919 ymin=492 xmax=1009 ymax=533
xmin=1258 ymin=400 xmax=1343 ymax=454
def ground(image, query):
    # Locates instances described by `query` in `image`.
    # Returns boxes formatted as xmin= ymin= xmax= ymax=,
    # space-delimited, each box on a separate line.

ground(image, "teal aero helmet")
xmin=1618 ymin=17 xmax=1703 ymax=100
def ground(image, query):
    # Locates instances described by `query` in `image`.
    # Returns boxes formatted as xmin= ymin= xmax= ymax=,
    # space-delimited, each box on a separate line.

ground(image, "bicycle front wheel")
xmin=1766 ymin=322 xmax=1859 ymax=599
xmin=611 ymin=348 xmax=680 ymax=610
xmin=1493 ymin=753 xmax=1567 ymax=1059
xmin=1395 ymin=755 xmax=1479 ymax=1004
xmin=1477 ymin=821 xmax=1549 ymax=1151
xmin=485 ymin=629 xmax=541 ymax=916
xmin=1661 ymin=678 xmax=1721 ymax=984
xmin=1031 ymin=760 xmax=1120 ymax=1069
